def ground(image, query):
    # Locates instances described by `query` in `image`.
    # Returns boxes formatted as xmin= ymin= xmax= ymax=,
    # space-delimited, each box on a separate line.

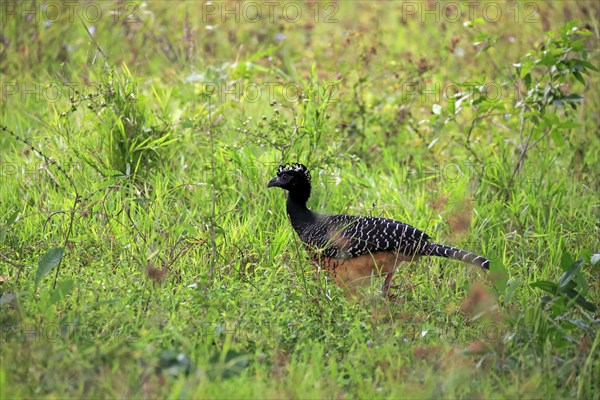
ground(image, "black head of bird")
xmin=267 ymin=163 xmax=312 ymax=202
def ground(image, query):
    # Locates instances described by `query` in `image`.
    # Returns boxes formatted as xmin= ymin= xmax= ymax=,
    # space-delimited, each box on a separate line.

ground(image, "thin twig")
xmin=507 ymin=124 xmax=536 ymax=191
xmin=80 ymin=17 xmax=109 ymax=63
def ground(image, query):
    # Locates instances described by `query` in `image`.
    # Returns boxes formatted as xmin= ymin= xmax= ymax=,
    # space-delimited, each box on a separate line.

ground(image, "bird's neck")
xmin=286 ymin=191 xmax=316 ymax=234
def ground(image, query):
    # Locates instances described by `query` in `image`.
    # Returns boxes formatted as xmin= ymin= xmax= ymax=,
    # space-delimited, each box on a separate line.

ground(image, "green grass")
xmin=1 ymin=1 xmax=599 ymax=398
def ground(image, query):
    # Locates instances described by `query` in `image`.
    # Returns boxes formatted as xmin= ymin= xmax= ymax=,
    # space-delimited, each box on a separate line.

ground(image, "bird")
xmin=267 ymin=163 xmax=489 ymax=298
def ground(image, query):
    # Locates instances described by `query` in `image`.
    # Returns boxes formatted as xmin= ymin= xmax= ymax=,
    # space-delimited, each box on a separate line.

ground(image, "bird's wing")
xmin=301 ymin=214 xmax=430 ymax=259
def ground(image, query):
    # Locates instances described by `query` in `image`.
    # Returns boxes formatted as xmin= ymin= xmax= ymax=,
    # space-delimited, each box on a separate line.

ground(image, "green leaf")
xmin=550 ymin=129 xmax=563 ymax=146
xmin=560 ymin=251 xmax=575 ymax=272
xmin=577 ymin=59 xmax=598 ymax=71
xmin=539 ymin=53 xmax=558 ymax=67
xmin=35 ymin=247 xmax=64 ymax=287
xmin=530 ymin=280 xmax=558 ymax=295
xmin=556 ymin=120 xmax=580 ymax=130
xmin=573 ymin=71 xmax=585 ymax=85
xmin=50 ymin=278 xmax=74 ymax=304
xmin=566 ymin=319 xmax=590 ymax=331
xmin=559 ymin=280 xmax=578 ymax=291
xmin=563 ymin=288 xmax=597 ymax=312
xmin=181 ymin=119 xmax=195 ymax=129
xmin=523 ymin=73 xmax=532 ymax=89
xmin=575 ymin=27 xmax=593 ymax=37
xmin=574 ymin=296 xmax=597 ymax=312
xmin=563 ymin=94 xmax=584 ymax=103
xmin=6 ymin=209 xmax=20 ymax=225
xmin=551 ymin=296 xmax=567 ymax=316
xmin=519 ymin=62 xmax=533 ymax=78
xmin=503 ymin=278 xmax=523 ymax=303
xmin=558 ymin=259 xmax=582 ymax=289
xmin=541 ymin=113 xmax=559 ymax=129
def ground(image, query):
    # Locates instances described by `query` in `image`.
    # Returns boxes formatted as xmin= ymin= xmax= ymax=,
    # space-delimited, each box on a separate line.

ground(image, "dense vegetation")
xmin=1 ymin=1 xmax=598 ymax=398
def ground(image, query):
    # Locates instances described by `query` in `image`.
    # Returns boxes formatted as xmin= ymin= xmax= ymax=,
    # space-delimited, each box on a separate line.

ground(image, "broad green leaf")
xmin=563 ymin=94 xmax=584 ymax=102
xmin=50 ymin=278 xmax=74 ymax=304
xmin=558 ymin=260 xmax=583 ymax=289
xmin=550 ymin=129 xmax=563 ymax=146
xmin=541 ymin=113 xmax=559 ymax=129
xmin=530 ymin=280 xmax=558 ymax=294
xmin=552 ymin=296 xmax=567 ymax=316
xmin=559 ymin=280 xmax=577 ymax=291
xmin=519 ymin=61 xmax=532 ymax=78
xmin=560 ymin=251 xmax=575 ymax=271
xmin=557 ymin=120 xmax=580 ymax=130
xmin=573 ymin=71 xmax=585 ymax=85
xmin=524 ymin=73 xmax=532 ymax=89
xmin=578 ymin=59 xmax=598 ymax=71
xmin=574 ymin=296 xmax=597 ymax=312
xmin=563 ymin=288 xmax=597 ymax=312
xmin=539 ymin=53 xmax=558 ymax=66
xmin=35 ymin=247 xmax=64 ymax=287
xmin=6 ymin=209 xmax=20 ymax=225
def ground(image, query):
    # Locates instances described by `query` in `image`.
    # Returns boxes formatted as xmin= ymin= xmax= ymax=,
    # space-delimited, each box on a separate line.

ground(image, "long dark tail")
xmin=422 ymin=243 xmax=489 ymax=270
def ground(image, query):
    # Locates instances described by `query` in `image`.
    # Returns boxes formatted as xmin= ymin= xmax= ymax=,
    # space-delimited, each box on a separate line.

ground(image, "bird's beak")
xmin=267 ymin=176 xmax=281 ymax=188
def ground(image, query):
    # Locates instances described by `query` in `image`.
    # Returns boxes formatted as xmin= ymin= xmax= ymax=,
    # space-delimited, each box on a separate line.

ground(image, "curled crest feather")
xmin=277 ymin=163 xmax=311 ymax=183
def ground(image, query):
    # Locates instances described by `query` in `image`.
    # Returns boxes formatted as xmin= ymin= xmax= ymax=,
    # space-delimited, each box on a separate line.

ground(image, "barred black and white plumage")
xmin=268 ymin=163 xmax=489 ymax=296
xmin=299 ymin=214 xmax=430 ymax=259
xmin=420 ymin=242 xmax=489 ymax=269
